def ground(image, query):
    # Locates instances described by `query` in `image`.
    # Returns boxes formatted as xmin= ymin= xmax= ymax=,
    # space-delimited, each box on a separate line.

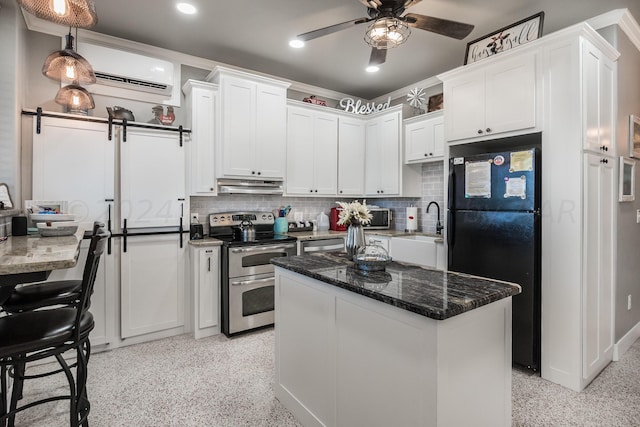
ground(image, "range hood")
xmin=217 ymin=179 xmax=284 ymax=195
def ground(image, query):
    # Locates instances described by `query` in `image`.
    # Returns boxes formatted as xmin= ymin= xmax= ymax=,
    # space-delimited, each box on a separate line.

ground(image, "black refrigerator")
xmin=448 ymin=148 xmax=540 ymax=371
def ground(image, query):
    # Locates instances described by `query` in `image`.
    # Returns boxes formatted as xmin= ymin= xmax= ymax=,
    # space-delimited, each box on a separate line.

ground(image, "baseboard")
xmin=613 ymin=321 xmax=640 ymax=361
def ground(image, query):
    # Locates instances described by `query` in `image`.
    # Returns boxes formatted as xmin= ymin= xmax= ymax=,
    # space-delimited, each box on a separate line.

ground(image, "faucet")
xmin=426 ymin=201 xmax=443 ymax=235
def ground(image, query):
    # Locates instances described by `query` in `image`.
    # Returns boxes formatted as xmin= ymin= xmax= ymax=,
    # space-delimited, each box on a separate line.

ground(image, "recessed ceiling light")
xmin=289 ymin=39 xmax=305 ymax=49
xmin=366 ymin=65 xmax=380 ymax=73
xmin=176 ymin=3 xmax=197 ymax=15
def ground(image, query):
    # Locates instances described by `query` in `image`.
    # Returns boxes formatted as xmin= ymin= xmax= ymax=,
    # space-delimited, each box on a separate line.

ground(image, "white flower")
xmin=335 ymin=200 xmax=372 ymax=226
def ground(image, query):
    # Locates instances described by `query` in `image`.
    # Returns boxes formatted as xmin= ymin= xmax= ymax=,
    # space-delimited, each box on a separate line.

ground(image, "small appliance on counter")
xmin=405 ymin=206 xmax=418 ymax=232
xmin=329 ymin=208 xmax=346 ymax=231
xmin=190 ymin=223 xmax=203 ymax=240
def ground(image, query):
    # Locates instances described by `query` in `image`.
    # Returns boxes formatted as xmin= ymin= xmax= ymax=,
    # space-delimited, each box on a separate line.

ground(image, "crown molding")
xmin=587 ymin=8 xmax=640 ymax=52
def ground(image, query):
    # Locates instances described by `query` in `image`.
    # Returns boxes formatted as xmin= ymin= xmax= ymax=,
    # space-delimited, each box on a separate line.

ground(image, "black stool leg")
xmin=55 ymin=353 xmax=78 ymax=427
xmin=7 ymin=362 xmax=26 ymax=427
xmin=1 ymin=364 xmax=7 ymax=427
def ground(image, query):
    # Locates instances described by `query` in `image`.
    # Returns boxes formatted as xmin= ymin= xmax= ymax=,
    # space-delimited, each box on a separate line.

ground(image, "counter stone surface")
xmin=187 ymin=237 xmax=224 ymax=247
xmin=272 ymin=252 xmax=520 ymax=320
xmin=0 ymin=228 xmax=85 ymax=275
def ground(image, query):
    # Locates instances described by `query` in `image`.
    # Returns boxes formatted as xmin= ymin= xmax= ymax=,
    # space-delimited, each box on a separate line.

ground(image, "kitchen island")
xmin=272 ymin=253 xmax=521 ymax=427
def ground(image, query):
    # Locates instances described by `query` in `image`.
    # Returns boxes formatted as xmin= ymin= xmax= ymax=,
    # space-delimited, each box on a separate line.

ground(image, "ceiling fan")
xmin=293 ymin=0 xmax=475 ymax=68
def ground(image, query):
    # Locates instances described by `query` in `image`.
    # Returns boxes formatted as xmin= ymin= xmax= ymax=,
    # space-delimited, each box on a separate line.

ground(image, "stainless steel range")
xmin=210 ymin=211 xmax=297 ymax=337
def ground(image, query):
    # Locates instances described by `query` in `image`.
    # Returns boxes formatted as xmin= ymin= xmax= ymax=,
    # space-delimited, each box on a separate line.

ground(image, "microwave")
xmin=363 ymin=208 xmax=392 ymax=229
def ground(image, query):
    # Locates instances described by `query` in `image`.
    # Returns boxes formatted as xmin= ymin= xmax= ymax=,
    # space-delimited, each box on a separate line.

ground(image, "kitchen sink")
xmin=390 ymin=235 xmax=445 ymax=269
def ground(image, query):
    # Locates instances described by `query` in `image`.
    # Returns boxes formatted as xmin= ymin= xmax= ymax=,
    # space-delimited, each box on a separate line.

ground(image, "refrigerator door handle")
xmin=447 ymin=162 xmax=455 ymax=210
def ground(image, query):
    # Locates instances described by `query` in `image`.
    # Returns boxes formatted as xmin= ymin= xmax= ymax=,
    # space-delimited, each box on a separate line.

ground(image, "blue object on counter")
xmin=274 ymin=217 xmax=288 ymax=234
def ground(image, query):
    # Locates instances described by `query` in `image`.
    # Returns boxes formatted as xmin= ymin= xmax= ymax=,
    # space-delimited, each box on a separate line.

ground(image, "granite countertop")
xmin=0 ymin=227 xmax=85 ymax=275
xmin=287 ymin=229 xmax=444 ymax=242
xmin=187 ymin=237 xmax=224 ymax=247
xmin=272 ymin=252 xmax=521 ymax=320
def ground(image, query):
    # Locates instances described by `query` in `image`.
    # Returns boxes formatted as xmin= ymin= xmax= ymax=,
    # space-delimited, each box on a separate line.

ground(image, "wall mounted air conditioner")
xmin=76 ymin=41 xmax=180 ymax=106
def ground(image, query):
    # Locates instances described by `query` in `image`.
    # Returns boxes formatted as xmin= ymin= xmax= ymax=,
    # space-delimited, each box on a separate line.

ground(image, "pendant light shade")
xmin=42 ymin=33 xmax=96 ymax=84
xmin=17 ymin=0 xmax=98 ymax=29
xmin=55 ymin=84 xmax=95 ymax=115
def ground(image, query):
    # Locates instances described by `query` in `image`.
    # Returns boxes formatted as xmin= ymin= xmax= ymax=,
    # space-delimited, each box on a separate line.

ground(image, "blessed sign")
xmin=464 ymin=12 xmax=544 ymax=65
xmin=339 ymin=97 xmax=391 ymax=115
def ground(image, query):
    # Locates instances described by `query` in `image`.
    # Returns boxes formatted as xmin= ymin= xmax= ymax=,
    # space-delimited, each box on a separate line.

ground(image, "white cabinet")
xmin=404 ymin=110 xmax=444 ymax=163
xmin=441 ymin=53 xmax=538 ymax=142
xmin=582 ymin=42 xmax=616 ymax=155
xmin=582 ymin=153 xmax=615 ymax=380
xmin=45 ymin=238 xmax=116 ymax=347
xmin=120 ymin=234 xmax=186 ymax=338
xmin=208 ymin=66 xmax=290 ymax=179
xmin=183 ymin=80 xmax=218 ymax=195
xmin=286 ymin=105 xmax=338 ymax=195
xmin=338 ymin=116 xmax=366 ymax=196
xmin=365 ymin=108 xmax=401 ymax=196
xmin=32 ymin=117 xmax=115 ymax=230
xmin=539 ymin=26 xmax=619 ymax=391
xmin=120 ymin=128 xmax=186 ymax=229
xmin=190 ymin=245 xmax=220 ymax=339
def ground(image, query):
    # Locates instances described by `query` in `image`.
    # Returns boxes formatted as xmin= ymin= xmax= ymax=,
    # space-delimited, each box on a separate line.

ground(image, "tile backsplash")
xmin=190 ymin=162 xmax=444 ymax=234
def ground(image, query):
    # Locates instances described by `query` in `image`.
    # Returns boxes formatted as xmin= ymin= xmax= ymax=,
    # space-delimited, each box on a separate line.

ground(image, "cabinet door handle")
xmin=251 ymin=171 xmax=256 ymax=175
xmin=339 ymin=190 xmax=343 ymax=194
xmin=207 ymin=256 xmax=211 ymax=272
xmin=257 ymin=171 xmax=261 ymax=175
xmin=486 ymin=128 xmax=492 ymax=133
xmin=477 ymin=129 xmax=483 ymax=134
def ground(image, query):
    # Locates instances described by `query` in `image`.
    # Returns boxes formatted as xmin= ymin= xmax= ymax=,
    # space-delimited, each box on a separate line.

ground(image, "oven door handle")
xmin=303 ymin=243 xmax=344 ymax=252
xmin=230 ymin=277 xmax=275 ymax=287
xmin=230 ymin=243 xmax=296 ymax=253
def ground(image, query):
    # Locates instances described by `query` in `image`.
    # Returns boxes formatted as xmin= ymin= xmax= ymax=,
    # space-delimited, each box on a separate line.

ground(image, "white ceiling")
xmin=37 ymin=0 xmax=640 ymax=99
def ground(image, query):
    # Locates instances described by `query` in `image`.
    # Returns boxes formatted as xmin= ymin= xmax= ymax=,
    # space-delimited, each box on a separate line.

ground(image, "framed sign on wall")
xmin=629 ymin=114 xmax=640 ymax=158
xmin=464 ymin=12 xmax=544 ymax=65
xmin=619 ymin=157 xmax=635 ymax=202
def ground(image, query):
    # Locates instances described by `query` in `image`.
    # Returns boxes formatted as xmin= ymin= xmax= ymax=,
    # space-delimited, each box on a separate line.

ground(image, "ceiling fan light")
xmin=366 ymin=65 xmax=380 ymax=73
xmin=364 ymin=18 xmax=410 ymax=49
xmin=55 ymin=84 xmax=95 ymax=115
xmin=17 ymin=0 xmax=98 ymax=29
xmin=289 ymin=39 xmax=305 ymax=49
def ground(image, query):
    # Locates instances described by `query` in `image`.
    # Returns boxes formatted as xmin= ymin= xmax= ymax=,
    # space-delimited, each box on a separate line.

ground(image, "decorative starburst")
xmin=407 ymin=87 xmax=426 ymax=114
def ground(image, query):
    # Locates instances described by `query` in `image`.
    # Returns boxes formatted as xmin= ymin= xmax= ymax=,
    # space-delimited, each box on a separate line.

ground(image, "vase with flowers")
xmin=336 ymin=200 xmax=372 ymax=258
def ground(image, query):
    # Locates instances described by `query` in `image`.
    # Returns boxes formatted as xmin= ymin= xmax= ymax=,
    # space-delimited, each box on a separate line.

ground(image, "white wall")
xmin=0 ymin=0 xmax=27 ymax=204
xmin=599 ymin=26 xmax=640 ymax=341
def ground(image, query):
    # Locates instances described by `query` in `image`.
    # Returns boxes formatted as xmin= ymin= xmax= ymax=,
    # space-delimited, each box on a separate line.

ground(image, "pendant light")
xmin=17 ymin=0 xmax=98 ymax=29
xmin=55 ymin=84 xmax=94 ymax=115
xmin=42 ymin=32 xmax=96 ymax=84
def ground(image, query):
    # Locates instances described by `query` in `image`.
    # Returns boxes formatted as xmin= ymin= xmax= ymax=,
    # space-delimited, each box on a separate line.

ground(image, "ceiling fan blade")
xmin=404 ymin=13 xmax=474 ymax=40
xmin=358 ymin=0 xmax=383 ymax=10
xmin=296 ymin=17 xmax=371 ymax=42
xmin=369 ymin=47 xmax=387 ymax=67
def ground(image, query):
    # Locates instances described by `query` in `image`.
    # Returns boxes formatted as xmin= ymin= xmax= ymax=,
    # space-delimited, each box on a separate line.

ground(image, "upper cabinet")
xmin=582 ymin=42 xmax=616 ymax=155
xmin=365 ymin=108 xmax=401 ymax=196
xmin=286 ymin=105 xmax=338 ymax=196
xmin=440 ymin=53 xmax=539 ymax=142
xmin=207 ymin=66 xmax=290 ymax=179
xmin=182 ymin=80 xmax=218 ymax=196
xmin=337 ymin=116 xmax=366 ymax=196
xmin=404 ymin=110 xmax=444 ymax=164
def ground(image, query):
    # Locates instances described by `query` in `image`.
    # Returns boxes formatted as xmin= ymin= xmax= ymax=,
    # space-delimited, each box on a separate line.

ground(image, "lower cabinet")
xmin=46 ymin=238 xmax=116 ymax=347
xmin=190 ymin=245 xmax=221 ymax=339
xmin=120 ymin=234 xmax=186 ymax=339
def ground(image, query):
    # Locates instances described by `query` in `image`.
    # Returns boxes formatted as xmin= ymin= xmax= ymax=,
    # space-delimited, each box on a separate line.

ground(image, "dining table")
xmin=0 ymin=227 xmax=85 ymax=304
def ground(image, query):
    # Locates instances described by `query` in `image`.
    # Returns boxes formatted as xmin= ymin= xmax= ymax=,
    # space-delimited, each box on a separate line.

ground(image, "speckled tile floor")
xmin=6 ymin=329 xmax=640 ymax=426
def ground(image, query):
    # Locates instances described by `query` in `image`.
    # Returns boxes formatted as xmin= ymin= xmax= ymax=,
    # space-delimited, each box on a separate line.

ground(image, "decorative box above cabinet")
xmin=207 ymin=66 xmax=291 ymax=180
xmin=404 ymin=110 xmax=444 ymax=164
xmin=440 ymin=53 xmax=539 ymax=143
xmin=182 ymin=80 xmax=218 ymax=196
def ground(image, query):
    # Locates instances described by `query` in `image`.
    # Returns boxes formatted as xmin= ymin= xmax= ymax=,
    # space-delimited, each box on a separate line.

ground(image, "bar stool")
xmin=1 ymin=221 xmax=104 ymax=314
xmin=0 ymin=230 xmax=108 ymax=427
